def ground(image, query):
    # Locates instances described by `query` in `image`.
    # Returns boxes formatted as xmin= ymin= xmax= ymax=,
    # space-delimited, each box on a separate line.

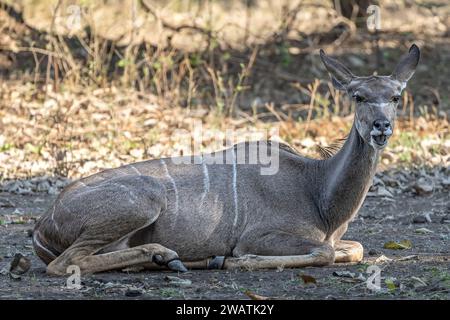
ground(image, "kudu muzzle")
xmin=370 ymin=118 xmax=392 ymax=147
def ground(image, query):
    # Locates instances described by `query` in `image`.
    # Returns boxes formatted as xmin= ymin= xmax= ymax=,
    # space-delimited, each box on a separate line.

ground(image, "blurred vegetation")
xmin=0 ymin=0 xmax=448 ymax=179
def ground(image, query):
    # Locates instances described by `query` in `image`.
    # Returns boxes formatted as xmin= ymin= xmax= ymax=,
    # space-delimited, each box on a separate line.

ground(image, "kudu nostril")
xmin=373 ymin=119 xmax=391 ymax=132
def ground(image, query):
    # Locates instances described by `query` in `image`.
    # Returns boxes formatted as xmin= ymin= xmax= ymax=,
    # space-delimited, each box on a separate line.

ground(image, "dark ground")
xmin=0 ymin=190 xmax=449 ymax=300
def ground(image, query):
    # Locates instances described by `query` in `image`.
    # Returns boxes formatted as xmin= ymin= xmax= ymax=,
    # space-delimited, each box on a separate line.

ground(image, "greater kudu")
xmin=33 ymin=45 xmax=420 ymax=275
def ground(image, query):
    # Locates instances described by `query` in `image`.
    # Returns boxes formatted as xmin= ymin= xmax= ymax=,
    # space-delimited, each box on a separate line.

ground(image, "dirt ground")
xmin=0 ymin=188 xmax=449 ymax=300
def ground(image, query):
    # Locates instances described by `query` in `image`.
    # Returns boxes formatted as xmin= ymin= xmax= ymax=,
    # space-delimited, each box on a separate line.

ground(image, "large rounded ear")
xmin=391 ymin=44 xmax=420 ymax=84
xmin=320 ymin=49 xmax=354 ymax=90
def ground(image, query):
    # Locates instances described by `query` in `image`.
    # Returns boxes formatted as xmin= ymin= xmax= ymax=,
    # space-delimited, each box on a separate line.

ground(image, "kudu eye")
xmin=391 ymin=95 xmax=401 ymax=103
xmin=352 ymin=94 xmax=366 ymax=103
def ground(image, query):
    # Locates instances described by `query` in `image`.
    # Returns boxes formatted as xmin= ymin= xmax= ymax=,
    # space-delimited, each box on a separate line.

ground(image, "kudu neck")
xmin=319 ymin=120 xmax=380 ymax=232
xmin=330 ymin=122 xmax=378 ymax=166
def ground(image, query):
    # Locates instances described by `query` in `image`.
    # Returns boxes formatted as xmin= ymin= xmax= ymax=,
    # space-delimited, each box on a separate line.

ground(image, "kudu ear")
xmin=320 ymin=49 xmax=354 ymax=90
xmin=391 ymin=44 xmax=420 ymax=84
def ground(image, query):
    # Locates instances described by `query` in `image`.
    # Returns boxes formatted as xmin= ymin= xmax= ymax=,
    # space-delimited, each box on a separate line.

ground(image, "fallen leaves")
xmin=384 ymin=278 xmax=397 ymax=292
xmin=0 ymin=79 xmax=448 ymax=181
xmin=374 ymin=255 xmax=393 ymax=263
xmin=415 ymin=227 xmax=433 ymax=234
xmin=244 ymin=290 xmax=270 ymax=300
xmin=383 ymin=240 xmax=412 ymax=250
xmin=299 ymin=274 xmax=317 ymax=285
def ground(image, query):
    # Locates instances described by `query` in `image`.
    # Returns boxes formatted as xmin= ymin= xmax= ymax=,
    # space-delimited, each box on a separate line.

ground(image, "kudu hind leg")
xmin=334 ymin=240 xmax=364 ymax=263
xmin=47 ymin=242 xmax=185 ymax=275
xmin=223 ymin=231 xmax=336 ymax=270
xmin=223 ymin=245 xmax=334 ymax=270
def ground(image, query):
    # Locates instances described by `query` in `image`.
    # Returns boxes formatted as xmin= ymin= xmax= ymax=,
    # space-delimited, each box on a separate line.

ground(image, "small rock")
xmin=412 ymin=178 xmax=433 ymax=196
xmin=413 ymin=216 xmax=428 ymax=224
xmin=47 ymin=186 xmax=58 ymax=195
xmin=332 ymin=271 xmax=356 ymax=278
xmin=377 ymin=186 xmax=394 ymax=198
xmin=164 ymin=275 xmax=192 ymax=287
xmin=372 ymin=176 xmax=385 ymax=187
xmin=9 ymin=253 xmax=31 ymax=275
xmin=12 ymin=208 xmax=24 ymax=215
xmin=382 ymin=175 xmax=399 ymax=187
xmin=36 ymin=181 xmax=51 ymax=192
xmin=368 ymin=249 xmax=381 ymax=256
xmin=0 ymin=198 xmax=15 ymax=208
xmin=125 ymin=288 xmax=143 ymax=297
xmin=441 ymin=215 xmax=450 ymax=224
xmin=9 ymin=273 xmax=22 ymax=281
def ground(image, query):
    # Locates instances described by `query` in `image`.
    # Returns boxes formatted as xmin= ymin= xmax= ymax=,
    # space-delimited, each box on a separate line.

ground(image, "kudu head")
xmin=320 ymin=45 xmax=420 ymax=150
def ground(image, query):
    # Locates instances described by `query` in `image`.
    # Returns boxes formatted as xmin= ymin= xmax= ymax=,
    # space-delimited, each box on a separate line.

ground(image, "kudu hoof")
xmin=152 ymin=254 xmax=165 ymax=266
xmin=207 ymin=256 xmax=225 ymax=270
xmin=167 ymin=259 xmax=188 ymax=273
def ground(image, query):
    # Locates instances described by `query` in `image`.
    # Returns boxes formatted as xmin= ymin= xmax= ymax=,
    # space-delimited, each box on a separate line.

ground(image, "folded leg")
xmin=334 ymin=240 xmax=363 ymax=263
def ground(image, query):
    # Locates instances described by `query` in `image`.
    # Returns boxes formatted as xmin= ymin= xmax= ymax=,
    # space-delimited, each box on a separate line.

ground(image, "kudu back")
xmin=33 ymin=45 xmax=420 ymax=275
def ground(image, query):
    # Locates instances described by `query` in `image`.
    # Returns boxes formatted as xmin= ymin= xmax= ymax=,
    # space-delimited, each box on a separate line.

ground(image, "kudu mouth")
xmin=370 ymin=134 xmax=389 ymax=149
xmin=370 ymin=129 xmax=392 ymax=149
xmin=369 ymin=118 xmax=393 ymax=149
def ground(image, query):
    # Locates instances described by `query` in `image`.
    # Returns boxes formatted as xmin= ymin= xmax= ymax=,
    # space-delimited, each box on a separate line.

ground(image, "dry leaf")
xmin=415 ymin=227 xmax=433 ymax=234
xmin=299 ymin=274 xmax=317 ymax=285
xmin=244 ymin=290 xmax=270 ymax=300
xmin=396 ymin=255 xmax=418 ymax=262
xmin=375 ymin=255 xmax=393 ymax=263
xmin=383 ymin=240 xmax=412 ymax=250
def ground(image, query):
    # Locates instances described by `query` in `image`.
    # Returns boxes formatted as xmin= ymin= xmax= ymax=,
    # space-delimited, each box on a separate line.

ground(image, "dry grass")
xmin=0 ymin=80 xmax=448 ymax=180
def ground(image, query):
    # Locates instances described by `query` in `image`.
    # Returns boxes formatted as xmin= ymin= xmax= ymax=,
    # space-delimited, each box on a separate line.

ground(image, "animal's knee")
xmin=311 ymin=245 xmax=335 ymax=266
xmin=46 ymin=260 xmax=69 ymax=276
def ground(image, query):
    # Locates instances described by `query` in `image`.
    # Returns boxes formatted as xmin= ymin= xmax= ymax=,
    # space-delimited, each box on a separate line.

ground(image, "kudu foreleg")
xmin=47 ymin=243 xmax=186 ymax=275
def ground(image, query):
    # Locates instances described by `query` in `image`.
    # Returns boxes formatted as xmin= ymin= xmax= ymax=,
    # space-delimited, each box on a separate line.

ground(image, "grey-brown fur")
xmin=33 ymin=45 xmax=420 ymax=275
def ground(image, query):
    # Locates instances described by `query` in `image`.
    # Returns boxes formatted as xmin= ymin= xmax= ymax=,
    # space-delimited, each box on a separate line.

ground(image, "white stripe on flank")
xmin=231 ymin=147 xmax=239 ymax=227
xmin=130 ymin=165 xmax=142 ymax=175
xmin=160 ymin=159 xmax=179 ymax=213
xmin=33 ymin=232 xmax=56 ymax=259
xmin=200 ymin=157 xmax=210 ymax=202
xmin=50 ymin=205 xmax=59 ymax=231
